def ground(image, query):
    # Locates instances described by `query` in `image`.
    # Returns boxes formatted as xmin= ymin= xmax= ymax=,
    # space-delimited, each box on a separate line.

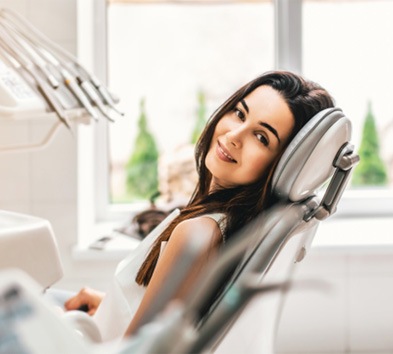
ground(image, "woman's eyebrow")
xmin=241 ymin=98 xmax=281 ymax=144
xmin=259 ymin=122 xmax=281 ymax=145
xmin=240 ymin=99 xmax=249 ymax=113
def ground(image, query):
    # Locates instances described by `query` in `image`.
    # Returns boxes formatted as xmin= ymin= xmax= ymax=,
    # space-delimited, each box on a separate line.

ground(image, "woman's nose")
xmin=225 ymin=126 xmax=244 ymax=148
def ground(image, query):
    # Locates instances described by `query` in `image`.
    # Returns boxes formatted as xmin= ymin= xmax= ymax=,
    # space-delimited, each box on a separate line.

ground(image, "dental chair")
xmin=0 ymin=107 xmax=358 ymax=354
xmin=191 ymin=107 xmax=358 ymax=354
xmin=187 ymin=107 xmax=358 ymax=353
xmin=121 ymin=106 xmax=359 ymax=354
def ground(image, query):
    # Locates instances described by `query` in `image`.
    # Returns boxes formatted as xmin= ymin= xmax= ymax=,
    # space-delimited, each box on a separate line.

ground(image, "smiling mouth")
xmin=217 ymin=141 xmax=237 ymax=163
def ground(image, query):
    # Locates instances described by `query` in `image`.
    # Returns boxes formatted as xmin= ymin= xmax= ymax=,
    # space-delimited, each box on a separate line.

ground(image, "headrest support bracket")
xmin=304 ymin=143 xmax=360 ymax=221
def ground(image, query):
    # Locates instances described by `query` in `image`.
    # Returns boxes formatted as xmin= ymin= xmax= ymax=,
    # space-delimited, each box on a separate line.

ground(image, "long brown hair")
xmin=135 ymin=70 xmax=334 ymax=286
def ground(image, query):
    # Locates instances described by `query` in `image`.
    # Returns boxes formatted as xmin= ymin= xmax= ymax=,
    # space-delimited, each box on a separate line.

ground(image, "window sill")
xmin=73 ymin=223 xmax=141 ymax=261
xmin=72 ymin=215 xmax=393 ymax=262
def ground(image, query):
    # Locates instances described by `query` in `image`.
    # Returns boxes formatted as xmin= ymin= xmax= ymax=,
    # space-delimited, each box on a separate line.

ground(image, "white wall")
xmin=0 ymin=0 xmax=118 ymax=293
xmin=277 ymin=244 xmax=393 ymax=353
xmin=0 ymin=1 xmax=392 ymax=353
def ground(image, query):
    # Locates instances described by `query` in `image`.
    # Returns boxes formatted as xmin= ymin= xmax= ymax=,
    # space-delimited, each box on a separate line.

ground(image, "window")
xmin=88 ymin=0 xmax=393 ymax=228
xmin=302 ymin=0 xmax=393 ymax=215
xmin=104 ymin=0 xmax=274 ymax=216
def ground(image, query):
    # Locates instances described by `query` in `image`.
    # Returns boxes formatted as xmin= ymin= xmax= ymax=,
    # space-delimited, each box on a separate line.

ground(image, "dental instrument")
xmin=0 ymin=21 xmax=99 ymax=122
xmin=0 ymin=8 xmax=124 ymax=118
xmin=2 ymin=20 xmax=60 ymax=90
xmin=0 ymin=27 xmax=71 ymax=129
xmin=37 ymin=46 xmax=116 ymax=122
xmin=0 ymin=6 xmax=124 ymax=138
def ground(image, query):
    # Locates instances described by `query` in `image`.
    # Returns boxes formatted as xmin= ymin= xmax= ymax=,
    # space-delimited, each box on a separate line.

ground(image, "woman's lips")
xmin=216 ymin=141 xmax=237 ymax=163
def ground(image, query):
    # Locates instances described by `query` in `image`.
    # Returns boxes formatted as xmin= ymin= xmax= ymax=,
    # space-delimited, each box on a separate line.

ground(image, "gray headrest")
xmin=271 ymin=107 xmax=352 ymax=202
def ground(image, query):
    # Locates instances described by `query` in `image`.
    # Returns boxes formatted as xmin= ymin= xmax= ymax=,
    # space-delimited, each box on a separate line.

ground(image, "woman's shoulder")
xmin=172 ymin=214 xmax=225 ymax=246
xmin=175 ymin=215 xmax=219 ymax=232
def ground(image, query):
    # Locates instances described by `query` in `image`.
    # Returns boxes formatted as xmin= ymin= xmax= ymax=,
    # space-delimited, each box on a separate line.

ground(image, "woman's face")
xmin=205 ymin=85 xmax=295 ymax=190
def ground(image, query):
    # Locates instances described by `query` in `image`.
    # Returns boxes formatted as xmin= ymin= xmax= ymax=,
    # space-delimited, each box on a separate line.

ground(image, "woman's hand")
xmin=64 ymin=287 xmax=105 ymax=316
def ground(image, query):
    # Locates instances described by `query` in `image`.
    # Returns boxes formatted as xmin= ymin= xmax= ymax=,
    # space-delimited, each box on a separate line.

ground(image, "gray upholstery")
xmin=113 ymin=107 xmax=359 ymax=354
xmin=272 ymin=107 xmax=351 ymax=202
xmin=170 ymin=107 xmax=359 ymax=354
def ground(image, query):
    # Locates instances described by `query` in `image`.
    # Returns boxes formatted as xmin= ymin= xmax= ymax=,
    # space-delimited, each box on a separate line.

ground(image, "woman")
xmin=64 ymin=70 xmax=335 ymax=341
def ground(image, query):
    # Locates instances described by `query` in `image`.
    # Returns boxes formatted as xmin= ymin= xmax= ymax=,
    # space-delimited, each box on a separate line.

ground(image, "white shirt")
xmin=92 ymin=210 xmax=226 ymax=343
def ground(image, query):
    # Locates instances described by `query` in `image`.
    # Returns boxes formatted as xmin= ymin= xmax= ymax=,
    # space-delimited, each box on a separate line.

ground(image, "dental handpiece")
xmin=84 ymin=71 xmax=124 ymax=117
xmin=60 ymin=68 xmax=99 ymax=121
xmin=2 ymin=9 xmax=124 ymax=118
xmin=78 ymin=78 xmax=115 ymax=122
xmin=64 ymin=62 xmax=114 ymax=122
xmin=0 ymin=33 xmax=70 ymax=129
xmin=35 ymin=73 xmax=71 ymax=130
xmin=1 ymin=9 xmax=121 ymax=123
xmin=0 ymin=20 xmax=59 ymax=90
xmin=18 ymin=35 xmax=60 ymax=89
xmin=40 ymin=46 xmax=113 ymax=122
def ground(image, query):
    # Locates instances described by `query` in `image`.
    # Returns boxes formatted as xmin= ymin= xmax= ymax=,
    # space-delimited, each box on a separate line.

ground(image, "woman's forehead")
xmin=243 ymin=86 xmax=295 ymax=143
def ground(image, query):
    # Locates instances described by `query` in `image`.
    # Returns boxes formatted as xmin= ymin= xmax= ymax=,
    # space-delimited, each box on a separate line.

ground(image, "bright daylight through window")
xmin=302 ymin=1 xmax=393 ymax=204
xmin=103 ymin=0 xmax=392 ymax=219
xmin=106 ymin=1 xmax=274 ymax=209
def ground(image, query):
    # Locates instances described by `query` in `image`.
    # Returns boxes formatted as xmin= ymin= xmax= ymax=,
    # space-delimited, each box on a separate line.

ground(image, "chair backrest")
xmin=272 ymin=107 xmax=350 ymax=202
xmin=118 ymin=107 xmax=359 ymax=354
xmin=172 ymin=107 xmax=359 ymax=354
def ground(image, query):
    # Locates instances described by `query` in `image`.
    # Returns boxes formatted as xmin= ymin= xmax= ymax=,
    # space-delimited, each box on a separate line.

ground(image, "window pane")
xmin=107 ymin=2 xmax=274 ymax=204
xmin=303 ymin=0 xmax=393 ymax=191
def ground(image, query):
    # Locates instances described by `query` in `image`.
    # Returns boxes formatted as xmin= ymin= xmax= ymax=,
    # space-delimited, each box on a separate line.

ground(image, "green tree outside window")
xmin=126 ymin=98 xmax=159 ymax=200
xmin=191 ymin=90 xmax=207 ymax=144
xmin=352 ymin=102 xmax=388 ymax=186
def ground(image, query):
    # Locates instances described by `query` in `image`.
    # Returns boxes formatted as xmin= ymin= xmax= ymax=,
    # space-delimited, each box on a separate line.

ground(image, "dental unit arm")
xmin=0 ymin=8 xmax=123 ymax=152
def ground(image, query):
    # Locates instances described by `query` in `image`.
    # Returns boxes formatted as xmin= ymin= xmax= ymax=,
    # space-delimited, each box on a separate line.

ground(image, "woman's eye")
xmin=256 ymin=133 xmax=269 ymax=146
xmin=234 ymin=108 xmax=245 ymax=121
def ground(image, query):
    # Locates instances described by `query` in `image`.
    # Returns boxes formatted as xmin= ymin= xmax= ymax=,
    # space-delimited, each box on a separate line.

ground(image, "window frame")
xmin=87 ymin=0 xmax=393 ymax=227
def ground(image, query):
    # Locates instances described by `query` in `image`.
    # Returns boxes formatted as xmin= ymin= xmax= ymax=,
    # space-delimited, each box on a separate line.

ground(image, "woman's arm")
xmin=124 ymin=216 xmax=222 ymax=337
